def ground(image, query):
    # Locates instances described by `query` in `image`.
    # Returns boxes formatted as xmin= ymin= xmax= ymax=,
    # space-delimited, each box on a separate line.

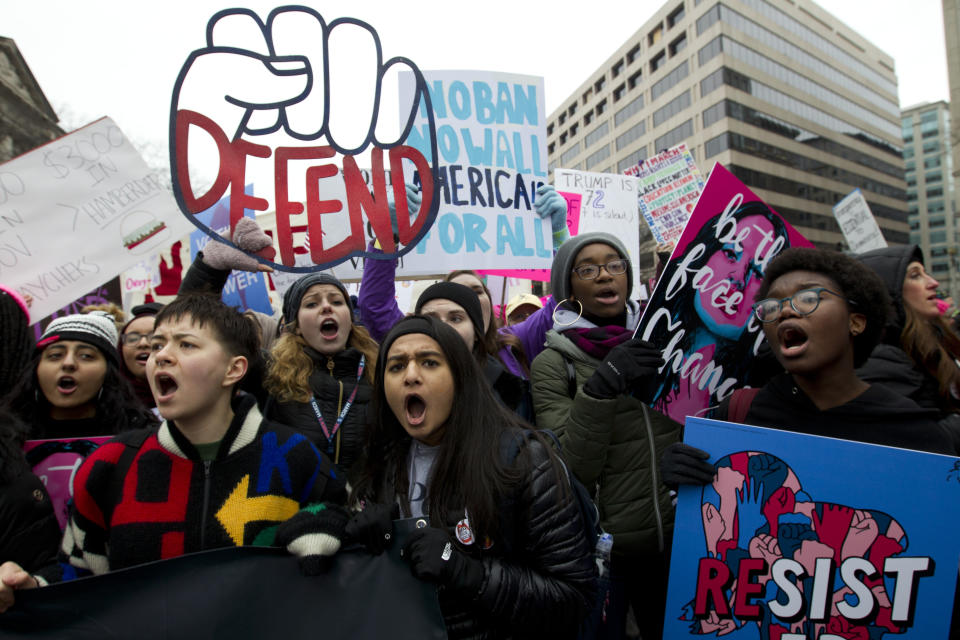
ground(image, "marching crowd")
xmin=0 ymin=184 xmax=958 ymax=639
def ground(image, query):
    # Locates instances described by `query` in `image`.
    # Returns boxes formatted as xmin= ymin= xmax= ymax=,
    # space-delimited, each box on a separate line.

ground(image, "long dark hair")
xmin=901 ymin=306 xmax=960 ymax=413
xmin=352 ymin=316 xmax=549 ymax=542
xmin=646 ymin=201 xmax=791 ymax=413
xmin=2 ymin=354 xmax=157 ymax=437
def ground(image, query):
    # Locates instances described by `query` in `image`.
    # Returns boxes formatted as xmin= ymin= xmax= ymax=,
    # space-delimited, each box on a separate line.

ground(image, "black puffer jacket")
xmin=369 ymin=432 xmax=597 ymax=639
xmin=264 ymin=347 xmax=372 ymax=472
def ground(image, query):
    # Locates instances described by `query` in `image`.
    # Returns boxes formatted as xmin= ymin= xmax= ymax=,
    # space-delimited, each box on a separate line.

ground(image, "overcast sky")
xmin=3 ymin=0 xmax=950 ymax=155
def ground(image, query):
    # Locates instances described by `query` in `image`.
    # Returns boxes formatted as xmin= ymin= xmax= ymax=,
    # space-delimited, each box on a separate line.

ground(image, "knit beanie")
xmin=36 ymin=312 xmax=120 ymax=365
xmin=415 ymin=282 xmax=484 ymax=341
xmin=282 ymin=273 xmax=352 ymax=325
xmin=550 ymin=232 xmax=633 ymax=302
xmin=376 ymin=316 xmax=444 ymax=383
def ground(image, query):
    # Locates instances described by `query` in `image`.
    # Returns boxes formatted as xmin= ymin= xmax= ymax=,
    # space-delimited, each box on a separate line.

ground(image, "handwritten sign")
xmin=833 ymin=189 xmax=887 ymax=253
xmin=396 ymin=70 xmax=552 ymax=274
xmin=665 ymin=417 xmax=960 ymax=639
xmin=636 ymin=164 xmax=813 ymax=424
xmin=628 ymin=143 xmax=704 ymax=245
xmin=169 ymin=7 xmax=439 ymax=273
xmin=555 ymin=169 xmax=640 ymax=297
xmin=0 ymin=118 xmax=192 ymax=321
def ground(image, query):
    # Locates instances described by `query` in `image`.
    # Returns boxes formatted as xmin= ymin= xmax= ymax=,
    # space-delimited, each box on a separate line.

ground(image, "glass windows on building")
xmin=651 ymin=61 xmax=690 ymax=101
xmin=616 ymin=120 xmax=647 ymax=151
xmin=615 ymin=95 xmax=645 ymax=126
xmin=618 ymin=147 xmax=648 ymax=173
xmin=655 ymin=119 xmax=693 ymax=152
xmin=653 ymin=90 xmax=691 ymax=127
xmin=560 ymin=143 xmax=581 ymax=167
xmin=585 ymin=122 xmax=609 ymax=149
xmin=586 ymin=145 xmax=611 ymax=170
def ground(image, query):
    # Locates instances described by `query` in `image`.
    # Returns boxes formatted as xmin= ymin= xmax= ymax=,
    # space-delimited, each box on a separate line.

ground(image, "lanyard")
xmin=309 ymin=354 xmax=365 ymax=444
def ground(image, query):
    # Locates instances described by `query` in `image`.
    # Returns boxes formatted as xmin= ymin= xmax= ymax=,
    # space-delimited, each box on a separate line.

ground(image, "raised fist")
xmin=169 ymin=7 xmax=439 ymax=271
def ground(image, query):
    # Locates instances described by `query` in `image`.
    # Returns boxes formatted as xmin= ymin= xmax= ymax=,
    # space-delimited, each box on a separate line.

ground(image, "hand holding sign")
xmin=170 ymin=6 xmax=439 ymax=272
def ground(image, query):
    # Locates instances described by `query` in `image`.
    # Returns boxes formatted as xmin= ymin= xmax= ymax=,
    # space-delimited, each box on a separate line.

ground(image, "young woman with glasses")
xmin=530 ymin=232 xmax=681 ymax=640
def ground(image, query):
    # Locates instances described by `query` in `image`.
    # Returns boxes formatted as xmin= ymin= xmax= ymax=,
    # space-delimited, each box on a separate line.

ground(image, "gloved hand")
xmin=582 ymin=338 xmax=663 ymax=402
xmin=535 ymin=184 xmax=567 ymax=233
xmin=344 ymin=502 xmax=399 ymax=555
xmin=275 ymin=503 xmax=349 ymax=575
xmin=660 ymin=443 xmax=715 ymax=487
xmin=377 ymin=183 xmax=423 ymax=246
xmin=202 ymin=217 xmax=276 ymax=273
xmin=403 ymin=527 xmax=484 ymax=595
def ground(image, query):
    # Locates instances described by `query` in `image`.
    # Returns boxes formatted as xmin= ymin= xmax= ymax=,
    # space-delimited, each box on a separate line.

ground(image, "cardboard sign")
xmin=664 ymin=417 xmax=960 ymax=639
xmin=636 ymin=164 xmax=813 ymax=424
xmin=189 ymin=185 xmax=273 ymax=314
xmin=554 ymin=169 xmax=640 ymax=297
xmin=396 ymin=70 xmax=552 ymax=274
xmin=0 ymin=118 xmax=192 ymax=320
xmin=833 ymin=189 xmax=887 ymax=253
xmin=628 ymin=143 xmax=705 ymax=245
xmin=24 ymin=436 xmax=111 ymax=530
xmin=169 ymin=7 xmax=440 ymax=273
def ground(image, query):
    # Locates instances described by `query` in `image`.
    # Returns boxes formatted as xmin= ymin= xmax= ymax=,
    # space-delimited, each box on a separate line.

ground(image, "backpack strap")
xmin=728 ymin=388 xmax=760 ymax=423
xmin=559 ymin=352 xmax=577 ymax=399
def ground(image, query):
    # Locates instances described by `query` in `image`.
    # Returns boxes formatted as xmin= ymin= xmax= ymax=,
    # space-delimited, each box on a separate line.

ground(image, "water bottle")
xmin=594 ymin=532 xmax=613 ymax=579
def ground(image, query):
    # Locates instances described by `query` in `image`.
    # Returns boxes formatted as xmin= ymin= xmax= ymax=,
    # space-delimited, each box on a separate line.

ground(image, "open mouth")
xmin=320 ymin=319 xmax=339 ymax=339
xmin=56 ymin=376 xmax=78 ymax=394
xmin=594 ymin=287 xmax=620 ymax=305
xmin=135 ymin=352 xmax=150 ymax=365
xmin=777 ymin=325 xmax=809 ymax=357
xmin=404 ymin=394 xmax=426 ymax=426
xmin=154 ymin=373 xmax=179 ymax=400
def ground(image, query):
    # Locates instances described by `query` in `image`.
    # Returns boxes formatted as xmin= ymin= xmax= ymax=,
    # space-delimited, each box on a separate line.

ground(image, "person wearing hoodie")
xmin=856 ymin=245 xmax=960 ymax=449
xmin=530 ymin=232 xmax=681 ymax=640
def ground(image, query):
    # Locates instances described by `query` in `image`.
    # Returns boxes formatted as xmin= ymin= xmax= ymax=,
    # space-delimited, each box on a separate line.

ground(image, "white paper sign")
xmin=0 ymin=117 xmax=193 ymax=319
xmin=833 ymin=189 xmax=887 ymax=253
xmin=554 ymin=168 xmax=640 ymax=297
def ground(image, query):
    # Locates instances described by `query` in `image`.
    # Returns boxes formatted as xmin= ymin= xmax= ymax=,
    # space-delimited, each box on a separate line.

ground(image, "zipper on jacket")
xmin=200 ymin=460 xmax=212 ymax=549
xmin=641 ymin=404 xmax=665 ymax=553
xmin=327 ymin=357 xmax=335 ymax=376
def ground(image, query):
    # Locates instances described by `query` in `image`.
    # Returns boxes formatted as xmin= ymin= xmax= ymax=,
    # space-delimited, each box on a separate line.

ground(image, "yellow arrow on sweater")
xmin=215 ymin=475 xmax=300 ymax=546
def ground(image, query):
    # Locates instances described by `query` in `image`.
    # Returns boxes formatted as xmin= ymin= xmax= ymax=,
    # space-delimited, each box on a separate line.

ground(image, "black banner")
xmin=0 ymin=520 xmax=447 ymax=639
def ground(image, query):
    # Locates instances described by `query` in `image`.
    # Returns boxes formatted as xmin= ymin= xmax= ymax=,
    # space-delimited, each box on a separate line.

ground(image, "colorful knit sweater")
xmin=39 ymin=394 xmax=346 ymax=582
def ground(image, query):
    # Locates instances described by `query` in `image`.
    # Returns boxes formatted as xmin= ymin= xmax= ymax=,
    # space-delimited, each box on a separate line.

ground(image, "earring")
xmin=552 ymin=299 xmax=584 ymax=327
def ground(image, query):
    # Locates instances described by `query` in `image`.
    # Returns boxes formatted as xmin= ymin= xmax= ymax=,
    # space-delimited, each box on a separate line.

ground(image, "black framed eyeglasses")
xmin=572 ymin=259 xmax=629 ymax=280
xmin=122 ymin=332 xmax=150 ymax=345
xmin=753 ymin=287 xmax=854 ymax=323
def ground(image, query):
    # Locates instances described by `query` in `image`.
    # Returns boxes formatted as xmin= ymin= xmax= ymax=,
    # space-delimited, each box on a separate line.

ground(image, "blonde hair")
xmin=81 ymin=303 xmax=125 ymax=331
xmin=265 ymin=324 xmax=378 ymax=403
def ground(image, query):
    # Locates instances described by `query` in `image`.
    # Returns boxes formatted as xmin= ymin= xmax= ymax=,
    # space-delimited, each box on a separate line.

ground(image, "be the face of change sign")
xmin=636 ymin=164 xmax=813 ymax=425
xmin=663 ymin=417 xmax=960 ymax=639
xmin=0 ymin=117 xmax=193 ymax=320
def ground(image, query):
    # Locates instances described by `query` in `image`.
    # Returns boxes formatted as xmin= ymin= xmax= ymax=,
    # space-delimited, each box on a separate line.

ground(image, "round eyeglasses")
xmin=572 ymin=259 xmax=629 ymax=281
xmin=122 ymin=332 xmax=151 ymax=345
xmin=753 ymin=287 xmax=854 ymax=323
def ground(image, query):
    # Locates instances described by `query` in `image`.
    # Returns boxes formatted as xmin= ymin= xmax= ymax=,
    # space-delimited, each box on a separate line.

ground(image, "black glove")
xmin=660 ymin=443 xmax=715 ymax=487
xmin=402 ymin=527 xmax=484 ymax=595
xmin=344 ymin=502 xmax=399 ymax=555
xmin=275 ymin=503 xmax=349 ymax=575
xmin=583 ymin=338 xmax=663 ymax=402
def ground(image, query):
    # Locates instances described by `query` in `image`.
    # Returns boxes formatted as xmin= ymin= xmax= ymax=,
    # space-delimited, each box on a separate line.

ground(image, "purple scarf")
xmin=561 ymin=326 xmax=632 ymax=360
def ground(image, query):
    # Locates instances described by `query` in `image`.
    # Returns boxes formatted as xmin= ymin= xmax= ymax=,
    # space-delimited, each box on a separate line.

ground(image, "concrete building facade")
xmin=0 ymin=37 xmax=62 ymax=163
xmin=546 ymin=0 xmax=907 ymax=269
xmin=902 ymin=101 xmax=958 ymax=299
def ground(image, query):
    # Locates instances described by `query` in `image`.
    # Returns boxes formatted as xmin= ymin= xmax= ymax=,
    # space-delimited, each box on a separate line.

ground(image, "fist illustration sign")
xmin=169 ymin=6 xmax=439 ymax=272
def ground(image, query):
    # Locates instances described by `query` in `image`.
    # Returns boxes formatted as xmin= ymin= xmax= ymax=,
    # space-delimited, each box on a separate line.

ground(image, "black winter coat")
xmin=364 ymin=432 xmax=596 ymax=639
xmin=264 ymin=347 xmax=372 ymax=473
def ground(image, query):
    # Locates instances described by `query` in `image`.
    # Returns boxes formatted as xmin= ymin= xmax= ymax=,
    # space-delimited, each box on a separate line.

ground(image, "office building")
xmin=547 ymin=0 xmax=907 ymax=275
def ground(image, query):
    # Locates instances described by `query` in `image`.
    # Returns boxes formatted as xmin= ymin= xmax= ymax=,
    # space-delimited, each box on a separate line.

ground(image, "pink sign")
xmin=24 ymin=436 xmax=111 ymax=530
xmin=478 ymin=191 xmax=582 ymax=281
xmin=635 ymin=164 xmax=813 ymax=424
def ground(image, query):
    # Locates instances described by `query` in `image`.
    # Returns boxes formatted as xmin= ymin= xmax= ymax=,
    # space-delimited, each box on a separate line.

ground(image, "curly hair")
xmin=265 ymin=324 xmax=378 ymax=403
xmin=756 ymin=248 xmax=891 ymax=367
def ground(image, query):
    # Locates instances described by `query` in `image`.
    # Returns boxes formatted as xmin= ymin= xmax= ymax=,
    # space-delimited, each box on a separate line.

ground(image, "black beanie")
xmin=282 ymin=273 xmax=352 ymax=324
xmin=415 ymin=282 xmax=484 ymax=341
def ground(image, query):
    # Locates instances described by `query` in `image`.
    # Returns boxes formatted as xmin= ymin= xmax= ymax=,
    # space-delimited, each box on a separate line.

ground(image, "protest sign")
xmin=628 ymin=143 xmax=705 ymax=245
xmin=664 ymin=417 xmax=960 ymax=639
xmin=554 ymin=169 xmax=640 ymax=296
xmin=189 ymin=186 xmax=273 ymax=314
xmin=29 ymin=277 xmax=122 ymax=341
xmin=396 ymin=70 xmax=553 ymax=274
xmin=833 ymin=189 xmax=888 ymax=253
xmin=0 ymin=118 xmax=192 ymax=320
xmin=1 ymin=537 xmax=446 ymax=639
xmin=169 ymin=7 xmax=440 ymax=273
xmin=24 ymin=436 xmax=110 ymax=530
xmin=635 ymin=164 xmax=813 ymax=424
